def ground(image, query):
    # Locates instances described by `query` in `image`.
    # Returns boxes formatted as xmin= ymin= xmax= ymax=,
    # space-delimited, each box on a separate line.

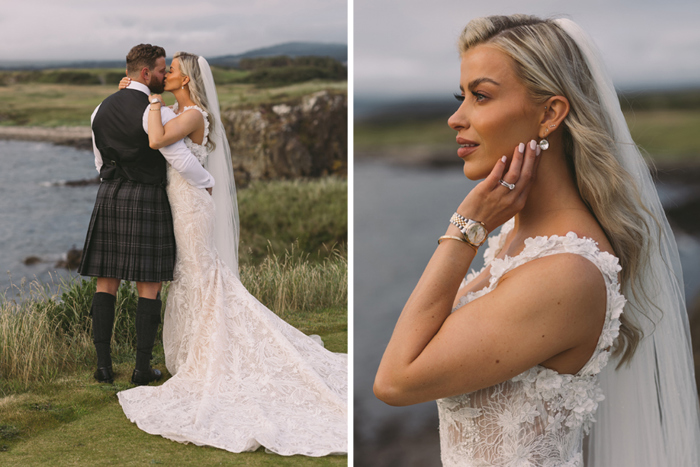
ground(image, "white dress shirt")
xmin=91 ymin=80 xmax=214 ymax=189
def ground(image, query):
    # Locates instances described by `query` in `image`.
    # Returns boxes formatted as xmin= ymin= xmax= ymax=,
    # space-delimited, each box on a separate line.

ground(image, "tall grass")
xmin=0 ymin=250 xmax=347 ymax=392
xmin=0 ymin=281 xmax=82 ymax=386
xmin=241 ymin=247 xmax=347 ymax=315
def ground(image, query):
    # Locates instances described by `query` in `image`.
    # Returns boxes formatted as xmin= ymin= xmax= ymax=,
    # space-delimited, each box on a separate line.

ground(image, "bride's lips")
xmin=456 ymin=137 xmax=479 ymax=158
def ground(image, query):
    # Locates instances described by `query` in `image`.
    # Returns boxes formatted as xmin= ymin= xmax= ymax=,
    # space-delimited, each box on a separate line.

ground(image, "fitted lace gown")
xmin=117 ymin=106 xmax=347 ymax=456
xmin=437 ymin=219 xmax=625 ymax=467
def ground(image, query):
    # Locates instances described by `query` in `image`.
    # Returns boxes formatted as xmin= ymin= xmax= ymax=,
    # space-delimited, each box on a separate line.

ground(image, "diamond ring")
xmin=499 ymin=179 xmax=516 ymax=190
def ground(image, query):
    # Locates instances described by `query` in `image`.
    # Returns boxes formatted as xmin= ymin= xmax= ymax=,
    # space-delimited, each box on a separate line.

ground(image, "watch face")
xmin=466 ymin=223 xmax=487 ymax=245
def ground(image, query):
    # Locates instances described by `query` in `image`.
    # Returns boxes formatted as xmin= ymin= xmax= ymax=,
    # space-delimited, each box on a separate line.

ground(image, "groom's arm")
xmin=142 ymin=106 xmax=215 ymax=189
xmin=91 ymin=104 xmax=103 ymax=172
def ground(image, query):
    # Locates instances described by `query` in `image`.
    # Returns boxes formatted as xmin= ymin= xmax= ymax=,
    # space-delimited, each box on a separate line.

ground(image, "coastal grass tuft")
xmin=242 ymin=247 xmax=347 ymax=315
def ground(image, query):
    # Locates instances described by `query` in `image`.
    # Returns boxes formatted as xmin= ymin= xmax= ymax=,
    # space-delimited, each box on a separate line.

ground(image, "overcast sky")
xmin=0 ymin=0 xmax=347 ymax=62
xmin=355 ymin=0 xmax=700 ymax=97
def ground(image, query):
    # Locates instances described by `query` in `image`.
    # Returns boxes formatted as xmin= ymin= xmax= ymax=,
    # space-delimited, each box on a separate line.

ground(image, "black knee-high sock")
xmin=135 ymin=297 xmax=162 ymax=372
xmin=92 ymin=292 xmax=116 ymax=369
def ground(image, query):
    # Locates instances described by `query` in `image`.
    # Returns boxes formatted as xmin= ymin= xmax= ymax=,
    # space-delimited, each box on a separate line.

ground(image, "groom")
xmin=78 ymin=44 xmax=214 ymax=386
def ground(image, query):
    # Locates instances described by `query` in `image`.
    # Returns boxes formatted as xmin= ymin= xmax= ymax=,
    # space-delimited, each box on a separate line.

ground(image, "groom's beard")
xmin=148 ymin=75 xmax=165 ymax=94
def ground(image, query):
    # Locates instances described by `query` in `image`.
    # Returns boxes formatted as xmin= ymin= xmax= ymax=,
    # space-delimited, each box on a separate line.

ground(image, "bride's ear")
xmin=539 ymin=96 xmax=569 ymax=139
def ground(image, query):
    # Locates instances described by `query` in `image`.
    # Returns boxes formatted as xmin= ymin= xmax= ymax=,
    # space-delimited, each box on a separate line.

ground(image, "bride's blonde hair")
xmin=174 ymin=51 xmax=216 ymax=152
xmin=459 ymin=15 xmax=655 ymax=365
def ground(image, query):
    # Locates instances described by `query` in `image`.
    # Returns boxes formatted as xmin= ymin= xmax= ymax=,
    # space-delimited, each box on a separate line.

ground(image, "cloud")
xmin=0 ymin=0 xmax=347 ymax=61
xmin=355 ymin=0 xmax=700 ymax=96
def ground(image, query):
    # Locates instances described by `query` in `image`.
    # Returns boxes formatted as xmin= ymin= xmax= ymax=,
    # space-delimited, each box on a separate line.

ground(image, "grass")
xmin=238 ymin=178 xmax=347 ymax=265
xmin=0 ymin=78 xmax=347 ymax=127
xmin=355 ymin=109 xmax=700 ymax=163
xmin=623 ymin=109 xmax=700 ymax=161
xmin=0 ymin=249 xmax=347 ymax=464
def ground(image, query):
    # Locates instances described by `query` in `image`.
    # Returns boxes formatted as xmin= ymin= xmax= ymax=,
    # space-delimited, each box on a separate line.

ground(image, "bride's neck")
xmin=514 ymin=142 xmax=589 ymax=234
xmin=172 ymin=88 xmax=196 ymax=111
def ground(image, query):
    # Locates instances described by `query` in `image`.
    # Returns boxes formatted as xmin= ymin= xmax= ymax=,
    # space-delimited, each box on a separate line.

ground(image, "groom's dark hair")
xmin=126 ymin=44 xmax=166 ymax=75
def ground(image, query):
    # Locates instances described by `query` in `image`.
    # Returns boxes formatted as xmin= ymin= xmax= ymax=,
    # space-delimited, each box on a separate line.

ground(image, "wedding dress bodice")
xmin=437 ymin=219 xmax=625 ymax=467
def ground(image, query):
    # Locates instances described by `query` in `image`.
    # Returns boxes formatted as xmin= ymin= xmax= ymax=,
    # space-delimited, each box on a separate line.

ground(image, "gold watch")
xmin=450 ymin=213 xmax=488 ymax=249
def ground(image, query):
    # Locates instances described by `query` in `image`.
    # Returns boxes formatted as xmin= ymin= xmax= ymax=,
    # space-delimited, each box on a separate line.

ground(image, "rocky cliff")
xmin=222 ymin=90 xmax=347 ymax=183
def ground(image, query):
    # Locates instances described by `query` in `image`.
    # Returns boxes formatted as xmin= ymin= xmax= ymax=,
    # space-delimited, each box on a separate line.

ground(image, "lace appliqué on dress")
xmin=438 ymin=219 xmax=625 ymax=467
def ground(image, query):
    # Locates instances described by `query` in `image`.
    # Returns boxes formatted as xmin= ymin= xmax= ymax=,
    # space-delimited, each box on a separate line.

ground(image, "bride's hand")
xmin=456 ymin=139 xmax=542 ymax=232
xmin=118 ymin=77 xmax=131 ymax=90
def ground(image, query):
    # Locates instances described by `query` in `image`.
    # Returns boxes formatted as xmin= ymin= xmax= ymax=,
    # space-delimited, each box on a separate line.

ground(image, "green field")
xmin=0 ymin=79 xmax=347 ymax=128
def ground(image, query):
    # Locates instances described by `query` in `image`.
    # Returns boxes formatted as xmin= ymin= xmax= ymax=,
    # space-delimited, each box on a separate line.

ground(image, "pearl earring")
xmin=539 ymin=124 xmax=556 ymax=151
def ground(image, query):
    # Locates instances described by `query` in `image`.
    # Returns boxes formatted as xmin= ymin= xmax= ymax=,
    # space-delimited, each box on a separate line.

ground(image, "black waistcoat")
xmin=92 ymin=89 xmax=166 ymax=185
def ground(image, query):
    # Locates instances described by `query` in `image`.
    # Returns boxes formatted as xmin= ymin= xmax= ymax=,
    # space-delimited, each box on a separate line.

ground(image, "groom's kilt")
xmin=78 ymin=178 xmax=176 ymax=282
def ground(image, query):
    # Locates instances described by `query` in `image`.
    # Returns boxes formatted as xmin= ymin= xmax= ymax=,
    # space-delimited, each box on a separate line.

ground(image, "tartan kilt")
xmin=78 ymin=178 xmax=176 ymax=282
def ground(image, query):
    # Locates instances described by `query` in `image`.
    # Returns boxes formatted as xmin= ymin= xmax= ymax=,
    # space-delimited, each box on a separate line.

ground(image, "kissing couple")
xmin=77 ymin=44 xmax=347 ymax=456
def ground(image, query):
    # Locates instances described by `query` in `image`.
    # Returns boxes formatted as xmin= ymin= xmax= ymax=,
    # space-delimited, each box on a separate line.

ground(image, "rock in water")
xmin=54 ymin=246 xmax=82 ymax=270
xmin=23 ymin=256 xmax=42 ymax=265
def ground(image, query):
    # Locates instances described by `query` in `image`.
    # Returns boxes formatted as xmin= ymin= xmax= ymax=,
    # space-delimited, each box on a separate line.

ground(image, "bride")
xmin=374 ymin=15 xmax=700 ymax=466
xmin=115 ymin=52 xmax=347 ymax=456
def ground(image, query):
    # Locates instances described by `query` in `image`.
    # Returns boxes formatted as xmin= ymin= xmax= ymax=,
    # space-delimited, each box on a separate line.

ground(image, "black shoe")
xmin=131 ymin=368 xmax=162 ymax=386
xmin=94 ymin=366 xmax=114 ymax=384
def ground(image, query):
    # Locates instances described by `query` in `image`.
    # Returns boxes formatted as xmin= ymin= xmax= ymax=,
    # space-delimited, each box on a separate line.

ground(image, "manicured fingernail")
xmin=530 ymin=140 xmax=537 ymax=150
xmin=518 ymin=143 xmax=525 ymax=154
xmin=501 ymin=156 xmax=507 ymax=163
xmin=536 ymin=145 xmax=541 ymax=156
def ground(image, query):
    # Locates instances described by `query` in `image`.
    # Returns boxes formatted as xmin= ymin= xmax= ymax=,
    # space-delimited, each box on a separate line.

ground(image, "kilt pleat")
xmin=78 ymin=179 xmax=176 ymax=282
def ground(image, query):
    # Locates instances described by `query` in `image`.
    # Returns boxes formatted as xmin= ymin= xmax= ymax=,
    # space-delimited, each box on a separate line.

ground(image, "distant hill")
xmin=0 ymin=42 xmax=347 ymax=70
xmin=209 ymin=42 xmax=347 ymax=68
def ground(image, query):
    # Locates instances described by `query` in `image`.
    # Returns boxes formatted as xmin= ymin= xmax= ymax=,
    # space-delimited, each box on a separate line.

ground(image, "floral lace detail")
xmin=438 ymin=218 xmax=625 ymax=467
xmin=117 ymin=123 xmax=347 ymax=455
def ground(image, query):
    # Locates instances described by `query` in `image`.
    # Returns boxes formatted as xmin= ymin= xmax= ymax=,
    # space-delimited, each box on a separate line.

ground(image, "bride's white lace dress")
xmin=117 ymin=106 xmax=347 ymax=456
xmin=438 ymin=219 xmax=625 ymax=467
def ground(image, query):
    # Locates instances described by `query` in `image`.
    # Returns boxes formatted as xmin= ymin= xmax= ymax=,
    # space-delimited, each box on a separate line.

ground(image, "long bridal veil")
xmin=554 ymin=18 xmax=700 ymax=467
xmin=197 ymin=55 xmax=240 ymax=277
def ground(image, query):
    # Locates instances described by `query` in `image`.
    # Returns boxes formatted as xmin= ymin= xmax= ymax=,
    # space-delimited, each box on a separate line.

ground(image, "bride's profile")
xmin=373 ymin=15 xmax=700 ymax=466
xmin=116 ymin=52 xmax=347 ymax=456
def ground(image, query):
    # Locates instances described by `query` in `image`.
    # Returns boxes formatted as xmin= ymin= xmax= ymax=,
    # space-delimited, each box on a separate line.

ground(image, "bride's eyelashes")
xmin=453 ymin=91 xmax=488 ymax=103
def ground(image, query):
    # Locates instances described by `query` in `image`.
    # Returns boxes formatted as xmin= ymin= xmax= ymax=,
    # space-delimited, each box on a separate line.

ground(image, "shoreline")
xmin=0 ymin=126 xmax=92 ymax=150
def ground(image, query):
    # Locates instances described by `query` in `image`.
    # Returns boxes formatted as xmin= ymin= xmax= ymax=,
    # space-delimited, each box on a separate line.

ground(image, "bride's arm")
xmin=147 ymin=97 xmax=202 ymax=149
xmin=374 ymin=142 xmax=604 ymax=406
